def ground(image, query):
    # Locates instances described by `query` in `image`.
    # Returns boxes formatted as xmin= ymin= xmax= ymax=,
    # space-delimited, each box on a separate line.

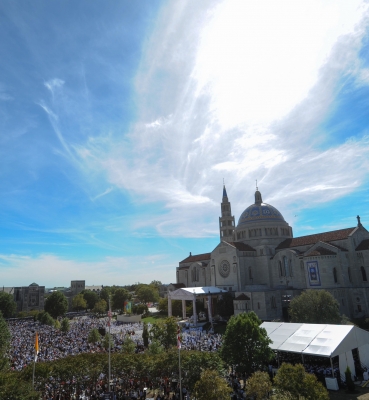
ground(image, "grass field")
xmin=142 ymin=314 xmax=167 ymax=324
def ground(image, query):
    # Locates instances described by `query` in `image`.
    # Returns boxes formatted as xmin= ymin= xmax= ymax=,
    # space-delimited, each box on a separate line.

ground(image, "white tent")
xmin=261 ymin=322 xmax=369 ymax=378
xmin=168 ymin=286 xmax=227 ymax=325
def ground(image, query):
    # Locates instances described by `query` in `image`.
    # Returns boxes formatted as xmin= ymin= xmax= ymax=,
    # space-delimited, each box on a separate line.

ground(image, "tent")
xmin=261 ymin=322 xmax=369 ymax=378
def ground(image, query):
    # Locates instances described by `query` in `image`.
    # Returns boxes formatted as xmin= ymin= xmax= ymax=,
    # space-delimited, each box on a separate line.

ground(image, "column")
xmin=193 ymin=293 xmax=197 ymax=326
xmin=168 ymin=294 xmax=172 ymax=317
xmin=182 ymin=300 xmax=186 ymax=320
xmin=208 ymin=295 xmax=213 ymax=331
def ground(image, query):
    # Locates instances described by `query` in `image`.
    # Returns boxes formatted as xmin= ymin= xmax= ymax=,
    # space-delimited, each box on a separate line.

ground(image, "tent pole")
xmin=330 ymin=357 xmax=334 ymax=377
xmin=301 ymin=353 xmax=304 ymax=365
xmin=277 ymin=351 xmax=280 ymax=368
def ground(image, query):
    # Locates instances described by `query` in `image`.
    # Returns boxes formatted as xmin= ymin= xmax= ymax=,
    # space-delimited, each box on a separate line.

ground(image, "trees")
xmin=158 ymin=298 xmax=182 ymax=316
xmin=274 ymin=363 xmax=329 ymax=400
xmin=61 ymin=318 xmax=70 ymax=333
xmin=149 ymin=316 xmax=177 ymax=350
xmin=40 ymin=312 xmax=54 ymax=326
xmin=44 ymin=291 xmax=68 ymax=319
xmin=136 ymin=284 xmax=159 ymax=304
xmin=142 ymin=322 xmax=149 ymax=347
xmin=247 ymin=371 xmax=272 ymax=399
xmin=289 ymin=290 xmax=341 ymax=324
xmin=81 ymin=290 xmax=99 ymax=310
xmin=112 ymin=288 xmax=130 ymax=313
xmin=0 ymin=311 xmax=10 ymax=371
xmin=121 ymin=337 xmax=136 ymax=354
xmin=132 ymin=303 xmax=148 ymax=315
xmin=0 ymin=292 xmax=16 ymax=318
xmin=72 ymin=293 xmax=87 ymax=311
xmin=193 ymin=369 xmax=232 ymax=400
xmin=88 ymin=328 xmax=101 ymax=344
xmin=92 ymin=299 xmax=107 ymax=317
xmin=220 ymin=311 xmax=273 ymax=374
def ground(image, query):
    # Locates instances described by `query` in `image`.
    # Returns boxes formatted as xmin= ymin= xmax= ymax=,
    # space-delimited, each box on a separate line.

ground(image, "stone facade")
xmin=13 ymin=283 xmax=45 ymax=312
xmin=177 ymin=186 xmax=369 ymax=321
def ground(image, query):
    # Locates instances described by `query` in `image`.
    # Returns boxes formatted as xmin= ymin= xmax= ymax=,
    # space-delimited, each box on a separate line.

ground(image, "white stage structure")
xmin=261 ymin=322 xmax=369 ymax=379
xmin=168 ymin=286 xmax=227 ymax=326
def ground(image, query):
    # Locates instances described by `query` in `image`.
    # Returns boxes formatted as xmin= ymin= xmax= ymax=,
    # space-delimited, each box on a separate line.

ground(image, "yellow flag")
xmin=34 ymin=332 xmax=39 ymax=361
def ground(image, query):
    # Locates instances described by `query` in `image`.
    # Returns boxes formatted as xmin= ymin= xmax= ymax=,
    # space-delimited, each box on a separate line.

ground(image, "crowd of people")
xmin=7 ymin=317 xmax=146 ymax=371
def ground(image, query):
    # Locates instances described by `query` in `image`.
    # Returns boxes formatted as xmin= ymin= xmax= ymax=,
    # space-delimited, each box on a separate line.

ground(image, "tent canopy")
xmin=169 ymin=286 xmax=227 ymax=301
xmin=261 ymin=322 xmax=369 ymax=358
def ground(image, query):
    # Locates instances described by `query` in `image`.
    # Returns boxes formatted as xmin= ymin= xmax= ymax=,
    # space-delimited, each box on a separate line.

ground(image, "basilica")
xmin=176 ymin=186 xmax=369 ymax=321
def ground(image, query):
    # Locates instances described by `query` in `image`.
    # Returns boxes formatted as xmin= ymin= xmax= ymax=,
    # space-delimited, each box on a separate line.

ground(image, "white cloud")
xmin=72 ymin=1 xmax=369 ymax=237
xmin=0 ymin=253 xmax=174 ymax=287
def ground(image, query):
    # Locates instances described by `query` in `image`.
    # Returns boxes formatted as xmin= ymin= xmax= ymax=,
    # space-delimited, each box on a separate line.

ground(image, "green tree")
xmin=220 ymin=311 xmax=273 ymax=375
xmin=158 ymin=298 xmax=182 ymax=316
xmin=142 ymin=322 xmax=149 ymax=347
xmin=72 ymin=293 xmax=87 ymax=311
xmin=274 ymin=363 xmax=329 ymax=400
xmin=149 ymin=316 xmax=177 ymax=349
xmin=0 ymin=292 xmax=16 ymax=318
xmin=132 ymin=303 xmax=148 ymax=315
xmin=81 ymin=289 xmax=99 ymax=310
xmin=44 ymin=291 xmax=68 ymax=319
xmin=193 ymin=369 xmax=232 ymax=400
xmin=0 ymin=311 xmax=11 ymax=371
xmin=112 ymin=288 xmax=130 ymax=313
xmin=102 ymin=333 xmax=114 ymax=350
xmin=136 ymin=284 xmax=159 ymax=304
xmin=92 ymin=299 xmax=107 ymax=317
xmin=88 ymin=328 xmax=101 ymax=344
xmin=0 ymin=372 xmax=39 ymax=399
xmin=40 ymin=311 xmax=54 ymax=326
xmin=99 ymin=286 xmax=112 ymax=303
xmin=121 ymin=337 xmax=136 ymax=354
xmin=289 ymin=290 xmax=341 ymax=324
xmin=147 ymin=340 xmax=164 ymax=355
xmin=61 ymin=318 xmax=70 ymax=333
xmin=247 ymin=371 xmax=272 ymax=399
xmin=54 ymin=319 xmax=61 ymax=329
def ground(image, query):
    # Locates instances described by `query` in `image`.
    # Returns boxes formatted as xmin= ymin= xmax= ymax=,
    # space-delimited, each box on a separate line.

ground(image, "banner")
xmin=124 ymin=301 xmax=132 ymax=313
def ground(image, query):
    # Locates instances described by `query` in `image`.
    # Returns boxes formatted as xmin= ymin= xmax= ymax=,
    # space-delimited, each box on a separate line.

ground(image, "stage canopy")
xmin=168 ymin=286 xmax=227 ymax=301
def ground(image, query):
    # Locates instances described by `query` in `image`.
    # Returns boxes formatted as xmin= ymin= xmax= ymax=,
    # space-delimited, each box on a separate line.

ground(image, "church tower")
xmin=219 ymin=185 xmax=235 ymax=242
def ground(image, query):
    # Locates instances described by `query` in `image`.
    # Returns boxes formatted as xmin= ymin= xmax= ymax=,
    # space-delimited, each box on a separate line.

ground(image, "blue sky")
xmin=1 ymin=0 xmax=369 ymax=287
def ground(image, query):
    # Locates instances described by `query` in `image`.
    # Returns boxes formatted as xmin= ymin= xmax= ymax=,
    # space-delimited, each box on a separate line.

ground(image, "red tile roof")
xmin=235 ymin=293 xmax=251 ymax=300
xmin=305 ymin=246 xmax=337 ymax=257
xmin=170 ymin=283 xmax=186 ymax=289
xmin=356 ymin=239 xmax=369 ymax=251
xmin=276 ymin=227 xmax=356 ymax=249
xmin=225 ymin=242 xmax=256 ymax=252
xmin=179 ymin=252 xmax=211 ymax=264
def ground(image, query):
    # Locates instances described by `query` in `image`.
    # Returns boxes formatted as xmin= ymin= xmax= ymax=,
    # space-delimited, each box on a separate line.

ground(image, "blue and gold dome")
xmin=237 ymin=190 xmax=285 ymax=227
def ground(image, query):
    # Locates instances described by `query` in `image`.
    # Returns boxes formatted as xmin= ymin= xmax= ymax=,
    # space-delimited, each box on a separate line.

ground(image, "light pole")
xmin=108 ymin=295 xmax=112 ymax=395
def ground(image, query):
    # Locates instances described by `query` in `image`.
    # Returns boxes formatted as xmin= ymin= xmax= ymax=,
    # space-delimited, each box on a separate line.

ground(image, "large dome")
xmin=237 ymin=203 xmax=285 ymax=226
xmin=237 ymin=190 xmax=285 ymax=227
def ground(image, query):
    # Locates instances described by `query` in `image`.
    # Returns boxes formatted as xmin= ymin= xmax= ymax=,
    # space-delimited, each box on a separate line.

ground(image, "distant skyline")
xmin=1 ymin=0 xmax=369 ymax=287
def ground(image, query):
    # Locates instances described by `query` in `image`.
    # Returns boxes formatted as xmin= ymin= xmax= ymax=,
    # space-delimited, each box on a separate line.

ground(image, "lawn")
xmin=142 ymin=314 xmax=168 ymax=324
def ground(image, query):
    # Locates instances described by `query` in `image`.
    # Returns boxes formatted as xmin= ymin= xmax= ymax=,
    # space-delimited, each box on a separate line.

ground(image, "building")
xmin=13 ymin=283 xmax=45 ymax=313
xmin=176 ymin=186 xmax=369 ymax=321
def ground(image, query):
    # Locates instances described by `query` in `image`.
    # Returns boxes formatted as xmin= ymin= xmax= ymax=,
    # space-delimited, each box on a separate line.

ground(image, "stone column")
xmin=208 ymin=295 xmax=213 ymax=331
xmin=182 ymin=299 xmax=186 ymax=320
xmin=193 ymin=293 xmax=197 ymax=326
xmin=168 ymin=294 xmax=172 ymax=317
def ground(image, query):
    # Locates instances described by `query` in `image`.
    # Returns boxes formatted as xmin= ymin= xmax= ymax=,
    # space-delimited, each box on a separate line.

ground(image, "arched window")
xmin=333 ymin=267 xmax=337 ymax=283
xmin=283 ymin=256 xmax=289 ymax=277
xmin=278 ymin=261 xmax=283 ymax=277
xmin=361 ymin=266 xmax=367 ymax=282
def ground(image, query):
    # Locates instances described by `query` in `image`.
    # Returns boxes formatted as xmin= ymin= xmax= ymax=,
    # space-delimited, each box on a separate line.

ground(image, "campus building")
xmin=176 ymin=186 xmax=369 ymax=321
xmin=13 ymin=283 xmax=45 ymax=313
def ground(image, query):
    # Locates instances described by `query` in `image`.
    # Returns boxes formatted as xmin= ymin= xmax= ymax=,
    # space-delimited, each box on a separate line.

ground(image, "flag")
xmin=34 ymin=332 xmax=39 ymax=362
xmin=177 ymin=325 xmax=181 ymax=349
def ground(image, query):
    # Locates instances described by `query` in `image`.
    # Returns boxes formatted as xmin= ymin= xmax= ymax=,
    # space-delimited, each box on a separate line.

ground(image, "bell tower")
xmin=219 ymin=185 xmax=235 ymax=242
